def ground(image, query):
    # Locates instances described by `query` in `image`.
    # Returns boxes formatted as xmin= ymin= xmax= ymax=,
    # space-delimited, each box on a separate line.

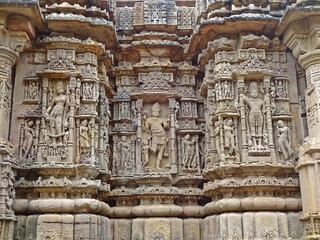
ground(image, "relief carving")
xmin=22 ymin=120 xmax=35 ymax=161
xmin=116 ymin=136 xmax=131 ymax=173
xmin=79 ymin=119 xmax=90 ymax=155
xmin=223 ymin=118 xmax=236 ymax=159
xmin=276 ymin=120 xmax=293 ymax=160
xmin=44 ymin=81 xmax=68 ymax=147
xmin=144 ymin=102 xmax=169 ymax=170
xmin=5 ymin=6 xmax=308 ymax=240
xmin=181 ymin=134 xmax=197 ymax=171
xmin=24 ymin=81 xmax=39 ymax=101
xmin=242 ymin=81 xmax=268 ymax=152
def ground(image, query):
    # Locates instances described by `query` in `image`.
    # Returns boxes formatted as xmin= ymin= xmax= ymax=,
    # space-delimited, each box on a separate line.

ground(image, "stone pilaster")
xmin=0 ymin=13 xmax=32 ymax=240
xmin=282 ymin=12 xmax=320 ymax=239
xmin=0 ymin=46 xmax=18 ymax=139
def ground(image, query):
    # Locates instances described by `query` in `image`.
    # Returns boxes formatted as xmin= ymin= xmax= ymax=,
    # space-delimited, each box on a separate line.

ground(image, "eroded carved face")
xmin=250 ymin=90 xmax=259 ymax=98
xmin=82 ymin=119 xmax=88 ymax=126
xmin=57 ymin=87 xmax=65 ymax=95
xmin=121 ymin=136 xmax=127 ymax=142
xmin=152 ymin=110 xmax=160 ymax=117
xmin=27 ymin=120 xmax=34 ymax=127
xmin=277 ymin=120 xmax=284 ymax=127
xmin=225 ymin=119 xmax=233 ymax=126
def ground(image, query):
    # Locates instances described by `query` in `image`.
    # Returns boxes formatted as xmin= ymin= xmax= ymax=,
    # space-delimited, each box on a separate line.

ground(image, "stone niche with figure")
xmin=202 ymin=39 xmax=298 ymax=166
xmin=3 ymin=0 xmax=314 ymax=238
xmin=12 ymin=36 xmax=112 ymax=169
xmin=141 ymin=102 xmax=170 ymax=171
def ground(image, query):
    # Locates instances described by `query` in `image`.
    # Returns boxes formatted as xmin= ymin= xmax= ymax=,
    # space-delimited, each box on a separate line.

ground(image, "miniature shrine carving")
xmin=0 ymin=1 xmax=318 ymax=239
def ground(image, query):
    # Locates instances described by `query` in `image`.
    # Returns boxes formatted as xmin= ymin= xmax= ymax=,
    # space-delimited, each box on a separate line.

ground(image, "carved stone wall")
xmin=1 ymin=0 xmax=320 ymax=239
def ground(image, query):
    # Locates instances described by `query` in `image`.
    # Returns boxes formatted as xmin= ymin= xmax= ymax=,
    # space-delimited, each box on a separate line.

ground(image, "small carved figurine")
xmin=277 ymin=120 xmax=292 ymax=159
xmin=79 ymin=119 xmax=90 ymax=154
xmin=223 ymin=118 xmax=235 ymax=156
xmin=22 ymin=119 xmax=35 ymax=160
xmin=117 ymin=136 xmax=130 ymax=171
xmin=214 ymin=121 xmax=221 ymax=155
xmin=182 ymin=134 xmax=196 ymax=169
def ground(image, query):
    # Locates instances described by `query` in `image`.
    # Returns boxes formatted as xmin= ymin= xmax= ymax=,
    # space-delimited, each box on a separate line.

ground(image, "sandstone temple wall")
xmin=0 ymin=0 xmax=320 ymax=239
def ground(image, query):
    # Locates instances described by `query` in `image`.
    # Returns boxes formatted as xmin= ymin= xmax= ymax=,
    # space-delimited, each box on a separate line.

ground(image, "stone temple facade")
xmin=1 ymin=0 xmax=320 ymax=239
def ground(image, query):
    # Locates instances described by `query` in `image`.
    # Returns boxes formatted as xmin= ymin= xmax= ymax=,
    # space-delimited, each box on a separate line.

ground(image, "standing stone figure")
xmin=223 ymin=118 xmax=235 ymax=157
xmin=29 ymin=82 xmax=38 ymax=99
xmin=182 ymin=134 xmax=196 ymax=169
xmin=276 ymin=80 xmax=287 ymax=98
xmin=89 ymin=118 xmax=99 ymax=149
xmin=214 ymin=121 xmax=221 ymax=156
xmin=79 ymin=119 xmax=90 ymax=154
xmin=83 ymin=82 xmax=92 ymax=100
xmin=117 ymin=136 xmax=130 ymax=171
xmin=222 ymin=81 xmax=232 ymax=98
xmin=142 ymin=137 xmax=150 ymax=167
xmin=145 ymin=102 xmax=169 ymax=169
xmin=242 ymin=81 xmax=265 ymax=148
xmin=22 ymin=120 xmax=35 ymax=160
xmin=142 ymin=111 xmax=151 ymax=168
xmin=277 ymin=120 xmax=292 ymax=159
xmin=44 ymin=81 xmax=67 ymax=146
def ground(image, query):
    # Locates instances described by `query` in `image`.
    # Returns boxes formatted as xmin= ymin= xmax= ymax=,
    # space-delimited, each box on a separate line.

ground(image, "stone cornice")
xmin=0 ymin=0 xmax=46 ymax=31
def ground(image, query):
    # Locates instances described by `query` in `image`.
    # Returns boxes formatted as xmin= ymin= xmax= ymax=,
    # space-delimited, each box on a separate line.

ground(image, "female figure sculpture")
xmin=22 ymin=120 xmax=35 ymax=159
xmin=79 ymin=119 xmax=90 ymax=154
xmin=224 ymin=118 xmax=235 ymax=156
xmin=117 ymin=136 xmax=130 ymax=171
xmin=44 ymin=81 xmax=67 ymax=146
xmin=277 ymin=120 xmax=292 ymax=159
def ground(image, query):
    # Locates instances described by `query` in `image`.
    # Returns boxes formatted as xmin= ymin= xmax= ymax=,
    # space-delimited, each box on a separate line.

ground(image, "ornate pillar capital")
xmin=280 ymin=9 xmax=320 ymax=239
xmin=281 ymin=13 xmax=320 ymax=64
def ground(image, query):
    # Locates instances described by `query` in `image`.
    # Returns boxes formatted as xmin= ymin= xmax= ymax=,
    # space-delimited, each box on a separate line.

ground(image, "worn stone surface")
xmin=0 ymin=0 xmax=319 ymax=239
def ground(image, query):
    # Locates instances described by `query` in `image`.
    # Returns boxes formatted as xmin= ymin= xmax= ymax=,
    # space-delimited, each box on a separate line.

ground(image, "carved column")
xmin=169 ymin=98 xmax=178 ymax=173
xmin=0 ymin=19 xmax=30 ymax=240
xmin=282 ymin=14 xmax=320 ymax=239
xmin=263 ymin=76 xmax=276 ymax=163
xmin=135 ymin=99 xmax=143 ymax=174
xmin=237 ymin=76 xmax=248 ymax=162
xmin=0 ymin=47 xmax=17 ymax=139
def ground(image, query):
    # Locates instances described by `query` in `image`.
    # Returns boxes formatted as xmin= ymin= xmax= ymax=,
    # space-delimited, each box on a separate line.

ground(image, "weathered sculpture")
xmin=277 ymin=120 xmax=292 ymax=160
xmin=0 ymin=0 xmax=316 ymax=239
xmin=22 ymin=120 xmax=35 ymax=160
xmin=44 ymin=81 xmax=68 ymax=146
xmin=116 ymin=136 xmax=131 ymax=172
xmin=145 ymin=102 xmax=169 ymax=169
xmin=242 ymin=81 xmax=265 ymax=149
xmin=223 ymin=118 xmax=235 ymax=158
xmin=214 ymin=121 xmax=221 ymax=157
xmin=79 ymin=119 xmax=90 ymax=155
xmin=182 ymin=134 xmax=196 ymax=170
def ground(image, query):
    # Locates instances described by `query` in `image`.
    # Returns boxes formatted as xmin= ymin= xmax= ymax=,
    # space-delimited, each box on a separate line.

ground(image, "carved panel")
xmin=138 ymin=72 xmax=173 ymax=90
xmin=144 ymin=0 xmax=167 ymax=24
xmin=45 ymin=49 xmax=76 ymax=70
xmin=116 ymin=7 xmax=134 ymax=30
xmin=177 ymin=7 xmax=196 ymax=29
